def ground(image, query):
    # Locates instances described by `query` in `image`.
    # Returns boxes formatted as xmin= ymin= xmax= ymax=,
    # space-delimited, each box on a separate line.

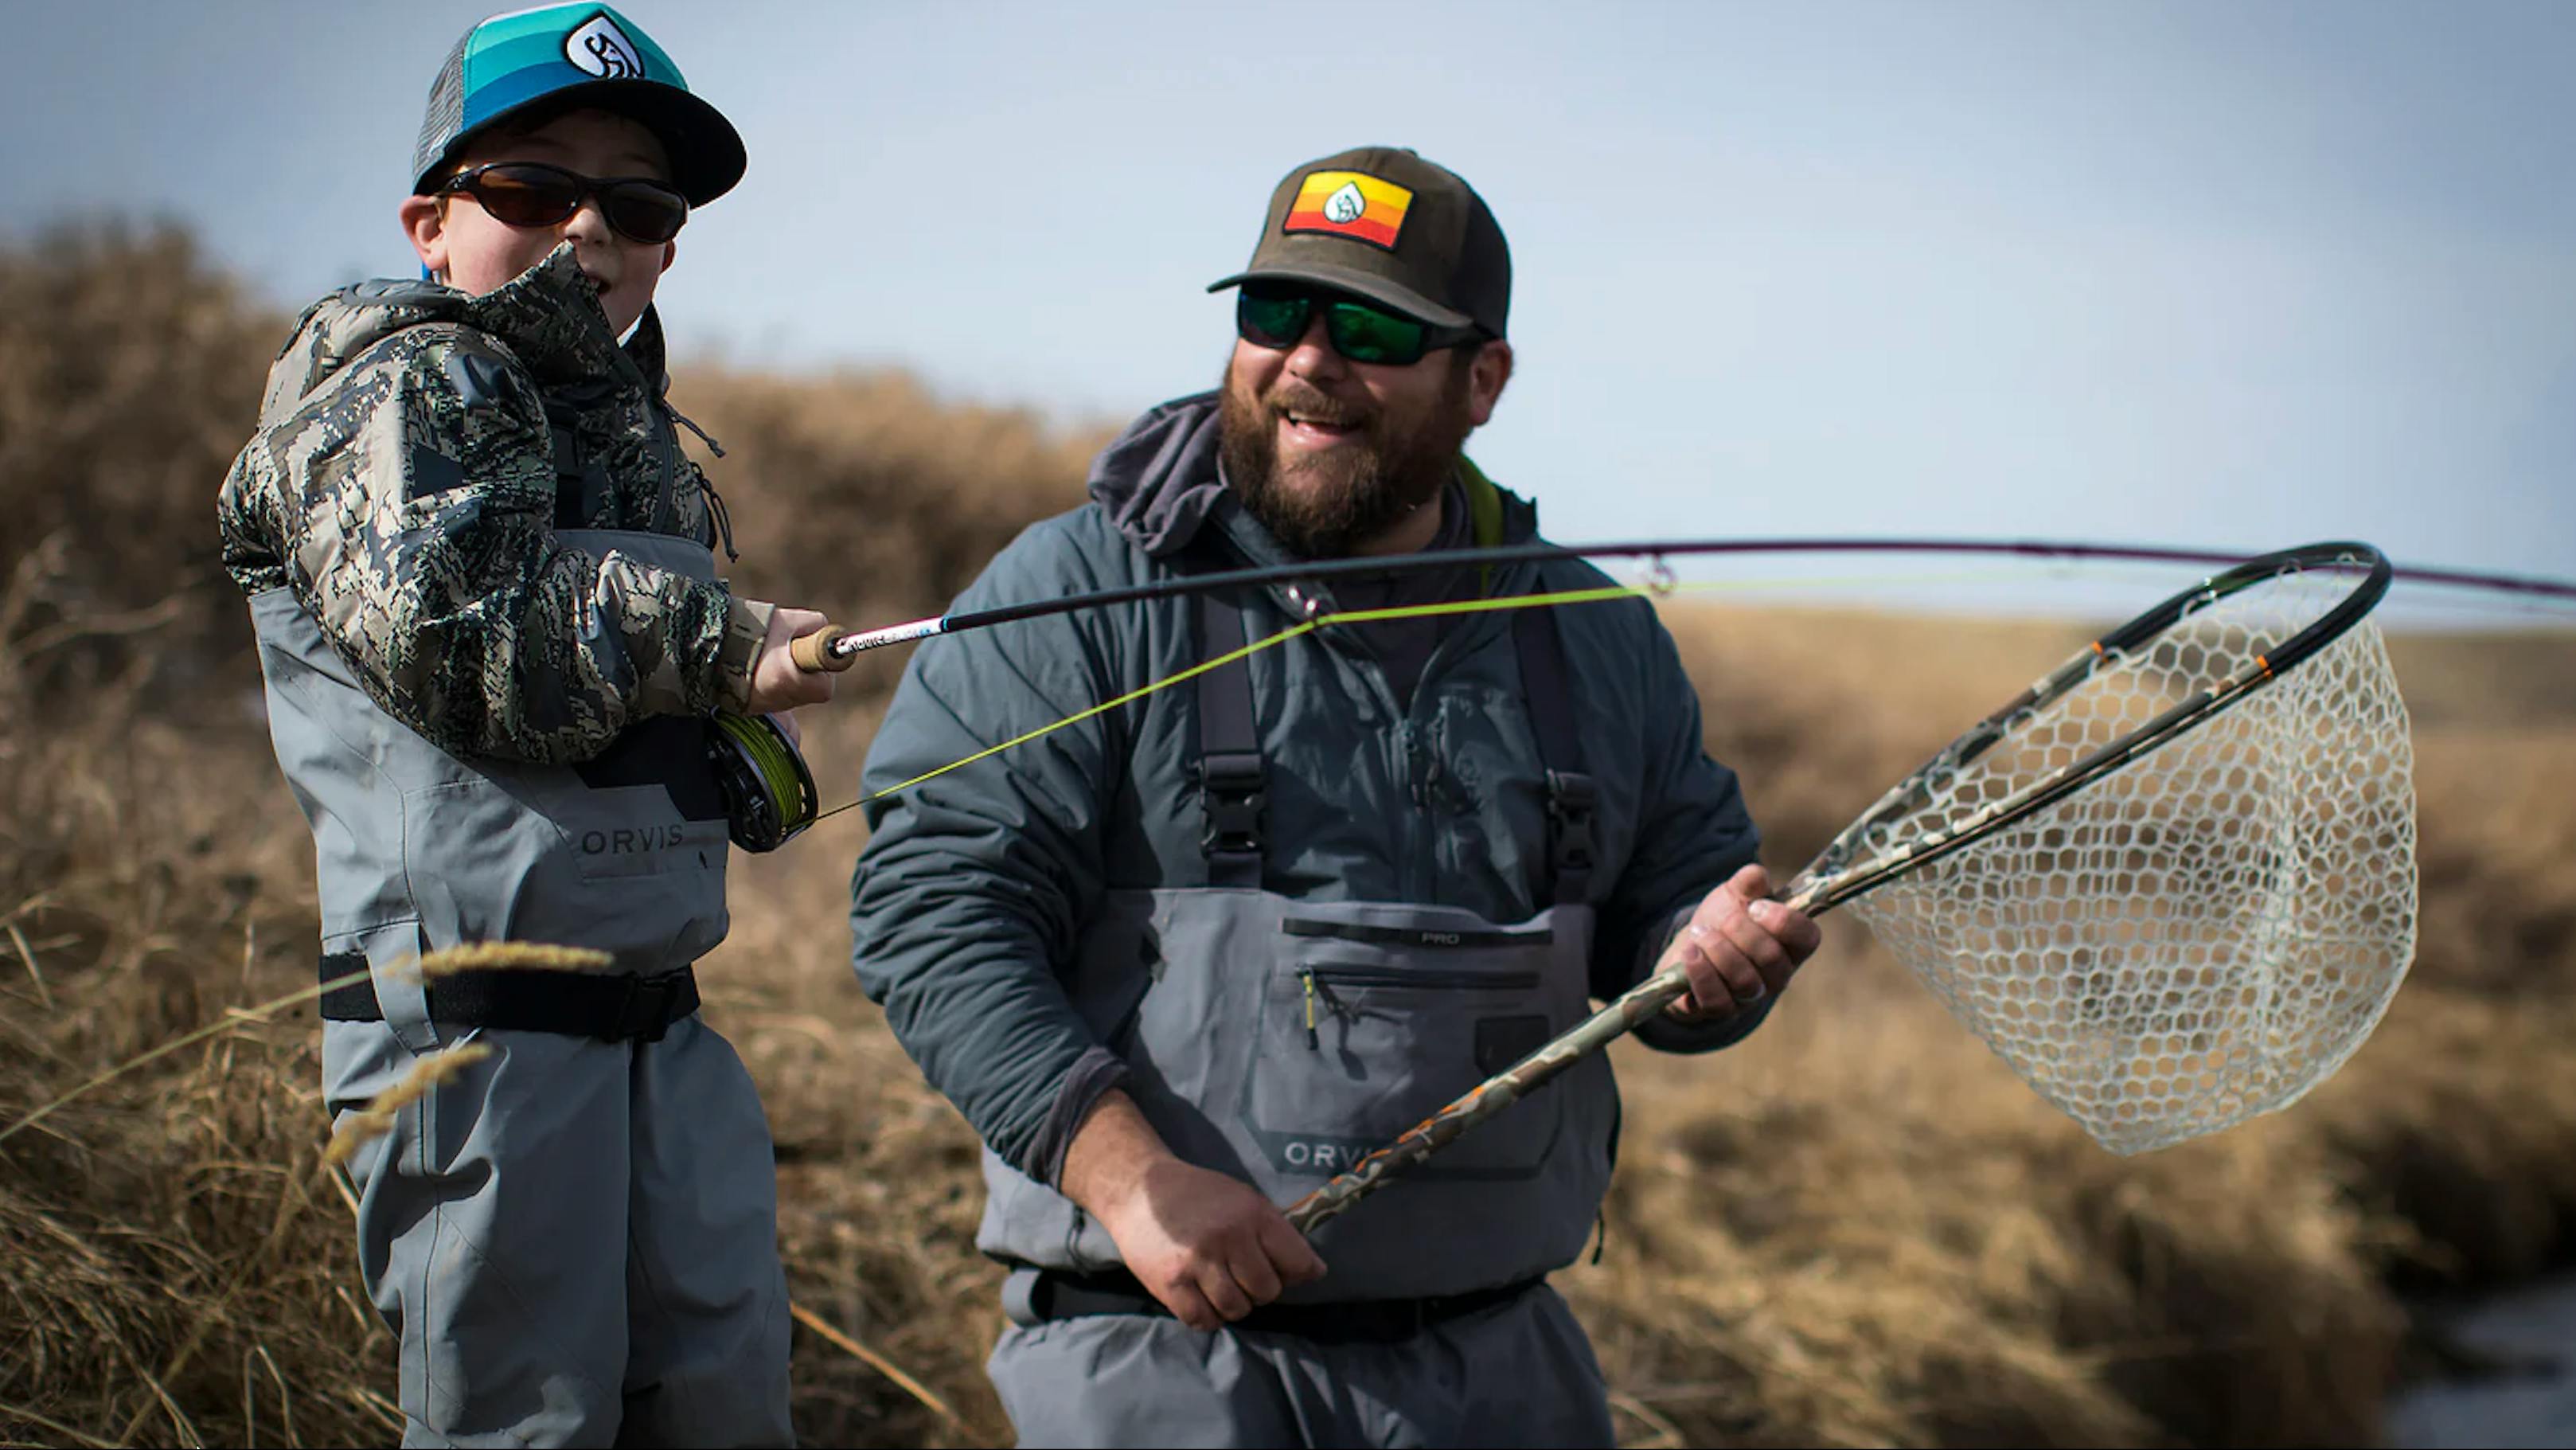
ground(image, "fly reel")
xmin=708 ymin=712 xmax=818 ymax=853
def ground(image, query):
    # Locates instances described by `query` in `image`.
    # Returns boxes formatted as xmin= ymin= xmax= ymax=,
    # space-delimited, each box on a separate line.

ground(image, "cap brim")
xmin=1206 ymin=264 xmax=1477 ymax=331
xmin=420 ymin=80 xmax=747 ymax=205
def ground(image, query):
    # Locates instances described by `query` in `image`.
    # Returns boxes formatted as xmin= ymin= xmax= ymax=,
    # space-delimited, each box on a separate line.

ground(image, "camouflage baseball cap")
xmin=412 ymin=4 xmax=745 ymax=205
xmin=1207 ymin=147 xmax=1511 ymax=338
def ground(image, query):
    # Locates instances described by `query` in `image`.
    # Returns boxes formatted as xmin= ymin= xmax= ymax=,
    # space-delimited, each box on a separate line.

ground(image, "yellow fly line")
xmin=823 ymin=565 xmax=2017 ymax=821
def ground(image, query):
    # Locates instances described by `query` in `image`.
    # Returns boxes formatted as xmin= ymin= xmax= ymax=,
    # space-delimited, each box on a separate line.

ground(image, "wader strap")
xmin=319 ymin=952 xmax=700 ymax=1044
xmin=546 ymin=402 xmax=611 ymax=530
xmin=1512 ymin=606 xmax=1597 ymax=905
xmin=1195 ymin=588 xmax=1266 ymax=888
xmin=548 ymin=418 xmax=584 ymax=528
xmin=1028 ymin=1267 xmax=1543 ymax=1344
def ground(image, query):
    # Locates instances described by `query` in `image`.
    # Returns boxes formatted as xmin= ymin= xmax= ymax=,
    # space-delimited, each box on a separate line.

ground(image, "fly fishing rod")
xmin=733 ymin=534 xmax=2563 ymax=854
xmin=783 ymin=534 xmax=2576 ymax=673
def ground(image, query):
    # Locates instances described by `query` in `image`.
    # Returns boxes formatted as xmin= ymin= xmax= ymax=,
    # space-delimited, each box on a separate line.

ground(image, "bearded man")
xmin=848 ymin=147 xmax=1818 ymax=1448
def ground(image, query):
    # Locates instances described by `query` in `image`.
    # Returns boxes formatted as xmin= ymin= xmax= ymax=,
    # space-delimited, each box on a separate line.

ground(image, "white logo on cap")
xmin=1322 ymin=182 xmax=1368 ymax=225
xmin=565 ymin=14 xmax=643 ymax=79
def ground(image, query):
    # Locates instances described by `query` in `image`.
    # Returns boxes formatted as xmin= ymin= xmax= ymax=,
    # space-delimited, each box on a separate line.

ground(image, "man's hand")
xmin=1059 ymin=1091 xmax=1325 ymax=1330
xmin=1659 ymin=864 xmax=1822 ymax=1023
xmin=744 ymin=605 xmax=837 ymax=715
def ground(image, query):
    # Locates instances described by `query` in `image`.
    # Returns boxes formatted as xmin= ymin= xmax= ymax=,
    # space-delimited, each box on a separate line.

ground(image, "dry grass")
xmin=4 ymin=226 xmax=2574 ymax=1447
xmin=320 ymin=1045 xmax=495 ymax=1169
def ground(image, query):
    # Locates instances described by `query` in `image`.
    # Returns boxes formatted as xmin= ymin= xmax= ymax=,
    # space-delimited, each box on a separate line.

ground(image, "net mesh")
xmin=1843 ymin=568 xmax=2418 ymax=1154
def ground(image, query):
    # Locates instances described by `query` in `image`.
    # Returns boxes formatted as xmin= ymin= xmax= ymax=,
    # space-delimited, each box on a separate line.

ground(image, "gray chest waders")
xmin=981 ymin=584 xmax=1623 ymax=1303
xmin=252 ymin=406 xmax=734 ymax=1049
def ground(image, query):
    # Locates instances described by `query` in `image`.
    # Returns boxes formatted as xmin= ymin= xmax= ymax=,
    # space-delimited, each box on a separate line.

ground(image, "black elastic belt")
xmin=318 ymin=952 xmax=700 ymax=1044
xmin=1028 ymin=1268 xmax=1541 ymax=1344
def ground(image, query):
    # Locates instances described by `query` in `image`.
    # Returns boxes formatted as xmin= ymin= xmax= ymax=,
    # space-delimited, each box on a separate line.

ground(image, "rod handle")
xmin=789 ymin=626 xmax=857 ymax=674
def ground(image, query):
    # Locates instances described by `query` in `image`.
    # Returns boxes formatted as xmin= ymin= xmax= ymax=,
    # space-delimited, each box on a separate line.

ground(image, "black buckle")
xmin=606 ymin=971 xmax=684 ymax=1044
xmin=1200 ymin=751 xmax=1267 ymax=856
xmin=1544 ymin=770 xmax=1598 ymax=871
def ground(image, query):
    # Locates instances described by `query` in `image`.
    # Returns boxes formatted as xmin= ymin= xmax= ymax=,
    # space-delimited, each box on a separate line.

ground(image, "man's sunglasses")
xmin=1235 ymin=283 xmax=1486 ymax=366
xmin=439 ymin=162 xmax=690 ymax=245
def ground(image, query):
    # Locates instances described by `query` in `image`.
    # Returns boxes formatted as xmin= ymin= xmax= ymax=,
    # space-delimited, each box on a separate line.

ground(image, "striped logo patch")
xmin=1282 ymin=171 xmax=1415 ymax=250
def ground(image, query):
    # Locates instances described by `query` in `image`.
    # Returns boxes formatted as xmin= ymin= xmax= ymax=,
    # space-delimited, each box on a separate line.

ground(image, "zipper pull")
xmin=665 ymin=402 xmax=726 ymax=457
xmin=1302 ymin=967 xmax=1320 ymax=1050
xmin=698 ymin=470 xmax=740 ymax=561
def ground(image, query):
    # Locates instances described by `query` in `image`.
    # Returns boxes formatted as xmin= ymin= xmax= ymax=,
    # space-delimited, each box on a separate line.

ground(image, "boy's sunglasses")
xmin=1235 ymin=283 xmax=1486 ymax=366
xmin=439 ymin=162 xmax=691 ymax=245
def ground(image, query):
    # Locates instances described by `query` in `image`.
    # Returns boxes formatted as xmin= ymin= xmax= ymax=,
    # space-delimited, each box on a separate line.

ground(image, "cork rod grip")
xmin=789 ymin=627 xmax=857 ymax=674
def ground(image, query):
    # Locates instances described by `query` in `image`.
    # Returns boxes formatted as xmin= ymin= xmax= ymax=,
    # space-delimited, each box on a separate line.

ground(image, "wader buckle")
xmin=1544 ymin=769 xmax=1600 ymax=904
xmin=1200 ymin=751 xmax=1267 ymax=858
xmin=1544 ymin=770 xmax=1598 ymax=871
xmin=607 ymin=970 xmax=689 ymax=1043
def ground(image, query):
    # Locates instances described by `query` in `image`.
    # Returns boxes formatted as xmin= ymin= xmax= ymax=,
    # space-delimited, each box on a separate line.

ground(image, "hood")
xmin=1085 ymin=390 xmax=1541 ymax=564
xmin=258 ymin=244 xmax=669 ymax=424
xmin=1084 ymin=390 xmax=1233 ymax=560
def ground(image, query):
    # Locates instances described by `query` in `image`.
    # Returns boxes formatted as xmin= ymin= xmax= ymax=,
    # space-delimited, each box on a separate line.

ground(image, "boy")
xmin=217 ymin=6 xmax=825 ymax=1444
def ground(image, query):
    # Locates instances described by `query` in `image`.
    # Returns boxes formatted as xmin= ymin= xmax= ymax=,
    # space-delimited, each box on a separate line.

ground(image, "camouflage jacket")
xmin=219 ymin=244 xmax=768 ymax=764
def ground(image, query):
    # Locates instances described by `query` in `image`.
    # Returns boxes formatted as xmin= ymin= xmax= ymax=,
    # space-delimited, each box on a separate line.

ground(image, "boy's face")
xmin=400 ymin=107 xmax=678 ymax=335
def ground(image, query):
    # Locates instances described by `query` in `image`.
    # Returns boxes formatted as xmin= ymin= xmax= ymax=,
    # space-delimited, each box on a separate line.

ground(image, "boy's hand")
xmin=744 ymin=606 xmax=839 ymax=714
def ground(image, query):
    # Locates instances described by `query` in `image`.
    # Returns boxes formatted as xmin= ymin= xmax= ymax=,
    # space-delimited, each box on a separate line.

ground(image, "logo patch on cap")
xmin=1283 ymin=170 xmax=1414 ymax=250
xmin=565 ymin=12 xmax=645 ymax=78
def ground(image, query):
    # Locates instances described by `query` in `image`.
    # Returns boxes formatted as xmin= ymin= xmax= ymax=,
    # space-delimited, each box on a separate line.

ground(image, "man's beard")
xmin=1218 ymin=361 xmax=1475 ymax=560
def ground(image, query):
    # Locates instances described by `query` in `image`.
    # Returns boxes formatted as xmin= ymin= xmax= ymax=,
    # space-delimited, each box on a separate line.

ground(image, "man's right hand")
xmin=1060 ymin=1090 xmax=1326 ymax=1330
xmin=1097 ymin=1156 xmax=1327 ymax=1331
xmin=744 ymin=605 xmax=838 ymax=715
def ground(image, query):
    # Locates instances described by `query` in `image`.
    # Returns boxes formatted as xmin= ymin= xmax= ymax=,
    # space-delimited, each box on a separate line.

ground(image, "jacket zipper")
xmin=648 ymin=405 xmax=679 ymax=537
xmin=1392 ymin=566 xmax=1530 ymax=900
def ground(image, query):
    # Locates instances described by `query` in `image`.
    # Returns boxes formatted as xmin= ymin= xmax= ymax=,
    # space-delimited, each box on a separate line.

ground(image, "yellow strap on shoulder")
xmin=1458 ymin=455 xmax=1505 ymax=549
xmin=1458 ymin=454 xmax=1506 ymax=595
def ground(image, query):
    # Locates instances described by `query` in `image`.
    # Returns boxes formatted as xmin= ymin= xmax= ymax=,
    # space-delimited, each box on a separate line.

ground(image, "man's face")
xmin=400 ymin=107 xmax=677 ymax=335
xmin=1218 ymin=295 xmax=1512 ymax=559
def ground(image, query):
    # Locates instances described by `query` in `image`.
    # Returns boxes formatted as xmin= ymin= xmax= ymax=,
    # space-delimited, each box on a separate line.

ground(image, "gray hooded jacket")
xmin=849 ymin=392 xmax=1768 ymax=1190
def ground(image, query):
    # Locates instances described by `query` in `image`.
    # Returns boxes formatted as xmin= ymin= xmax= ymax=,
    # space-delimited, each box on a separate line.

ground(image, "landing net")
xmin=1844 ymin=569 xmax=2418 ymax=1153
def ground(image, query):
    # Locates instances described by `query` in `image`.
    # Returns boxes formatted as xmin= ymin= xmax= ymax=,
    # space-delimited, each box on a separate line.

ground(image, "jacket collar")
xmin=458 ymin=243 xmax=668 ymax=397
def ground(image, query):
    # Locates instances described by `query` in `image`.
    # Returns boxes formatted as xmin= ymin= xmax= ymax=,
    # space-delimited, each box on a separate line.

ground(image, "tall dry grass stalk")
xmin=5 ymin=226 xmax=2575 ymax=1447
xmin=408 ymin=942 xmax=614 ymax=978
xmin=321 ymin=1044 xmax=495 ymax=1169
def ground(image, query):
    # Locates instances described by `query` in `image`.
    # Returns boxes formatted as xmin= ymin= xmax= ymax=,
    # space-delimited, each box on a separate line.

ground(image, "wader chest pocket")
xmin=1242 ymin=961 xmax=1568 ymax=1182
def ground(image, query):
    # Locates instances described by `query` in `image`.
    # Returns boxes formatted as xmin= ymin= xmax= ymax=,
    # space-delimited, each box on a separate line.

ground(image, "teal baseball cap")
xmin=412 ymin=4 xmax=745 ymax=205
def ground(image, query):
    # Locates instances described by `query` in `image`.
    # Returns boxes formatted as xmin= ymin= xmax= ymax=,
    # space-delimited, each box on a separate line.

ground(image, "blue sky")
xmin=7 ymin=0 xmax=2571 ymax=616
